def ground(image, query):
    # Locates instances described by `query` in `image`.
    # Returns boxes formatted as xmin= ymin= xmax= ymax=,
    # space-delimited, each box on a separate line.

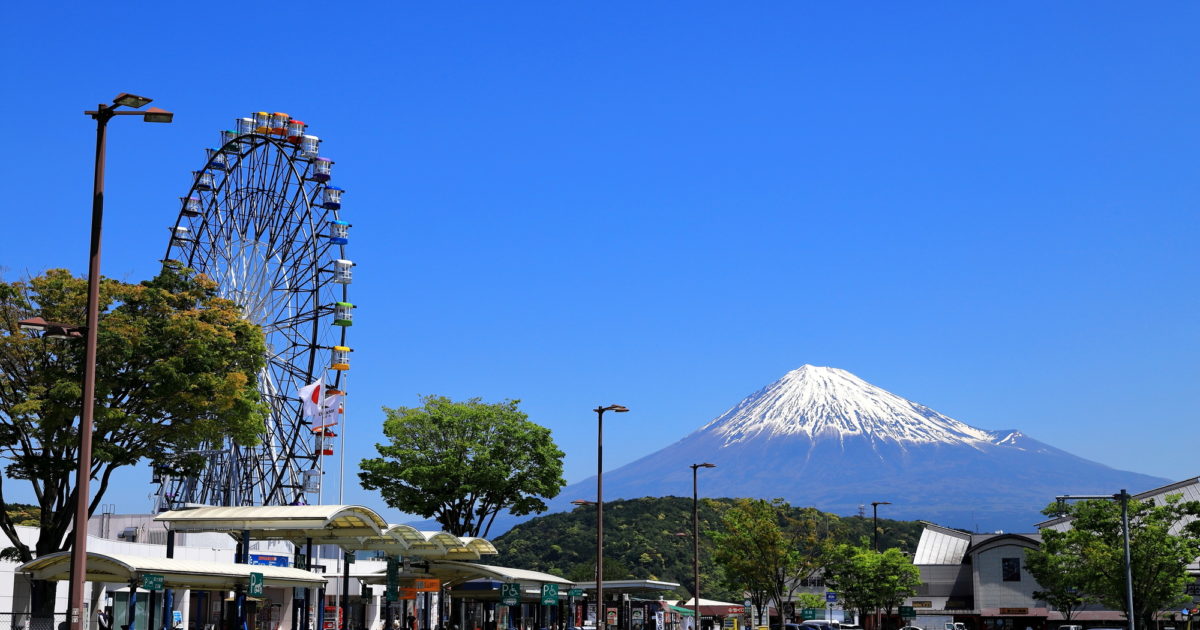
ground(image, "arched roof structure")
xmin=19 ymin=551 xmax=326 ymax=590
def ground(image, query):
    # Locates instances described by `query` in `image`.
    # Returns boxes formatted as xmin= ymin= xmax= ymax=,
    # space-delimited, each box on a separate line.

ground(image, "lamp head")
xmin=142 ymin=107 xmax=174 ymax=123
xmin=18 ymin=317 xmax=50 ymax=332
xmin=872 ymin=501 xmax=892 ymax=507
xmin=113 ymin=93 xmax=153 ymax=108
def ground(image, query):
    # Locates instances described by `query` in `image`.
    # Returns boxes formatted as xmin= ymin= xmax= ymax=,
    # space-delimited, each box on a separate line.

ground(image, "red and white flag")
xmin=299 ymin=378 xmax=324 ymax=418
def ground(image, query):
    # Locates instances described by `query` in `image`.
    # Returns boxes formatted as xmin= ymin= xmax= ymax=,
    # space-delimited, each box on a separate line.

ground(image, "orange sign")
xmin=397 ymin=588 xmax=417 ymax=600
xmin=413 ymin=579 xmax=440 ymax=592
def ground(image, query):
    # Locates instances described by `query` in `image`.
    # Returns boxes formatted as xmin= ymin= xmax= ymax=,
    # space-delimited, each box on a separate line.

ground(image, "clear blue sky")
xmin=3 ymin=3 xmax=1197 ymax=521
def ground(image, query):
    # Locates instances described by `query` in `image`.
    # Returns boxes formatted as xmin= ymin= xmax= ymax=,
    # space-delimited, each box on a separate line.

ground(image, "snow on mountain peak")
xmin=700 ymin=365 xmax=994 ymax=447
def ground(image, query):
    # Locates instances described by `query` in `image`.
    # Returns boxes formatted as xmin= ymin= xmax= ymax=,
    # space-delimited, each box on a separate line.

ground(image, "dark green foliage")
xmin=492 ymin=496 xmax=925 ymax=602
xmin=360 ymin=396 xmax=566 ymax=537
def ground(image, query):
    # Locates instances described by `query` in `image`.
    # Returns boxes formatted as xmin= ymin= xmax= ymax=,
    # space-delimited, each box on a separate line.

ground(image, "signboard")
xmin=899 ymin=607 xmax=915 ymax=618
xmin=248 ymin=572 xmax=264 ymax=597
xmin=249 ymin=554 xmax=290 ymax=567
xmin=141 ymin=574 xmax=164 ymax=591
xmin=801 ymin=608 xmax=821 ymax=621
xmin=998 ymin=608 xmax=1029 ymax=615
xmin=397 ymin=588 xmax=417 ymax=600
xmin=173 ymin=612 xmax=183 ymax=625
xmin=501 ymin=583 xmax=521 ymax=606
xmin=606 ymin=608 xmax=618 ymax=626
xmin=541 ymin=584 xmax=559 ymax=605
xmin=386 ymin=557 xmax=399 ymax=601
xmin=911 ymin=601 xmax=932 ymax=608
xmin=569 ymin=589 xmax=584 ymax=597
xmin=825 ymin=592 xmax=837 ymax=603
xmin=722 ymin=620 xmax=735 ymax=629
xmin=413 ymin=578 xmax=440 ymax=592
xmin=344 ymin=551 xmax=355 ymax=564
xmin=1186 ymin=584 xmax=1200 ymax=596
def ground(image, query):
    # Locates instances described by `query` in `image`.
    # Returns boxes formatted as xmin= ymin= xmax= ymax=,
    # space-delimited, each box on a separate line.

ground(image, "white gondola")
xmin=236 ymin=117 xmax=255 ymax=135
xmin=169 ymin=226 xmax=190 ymax=241
xmin=301 ymin=134 xmax=320 ymax=158
xmin=333 ymin=259 xmax=354 ymax=284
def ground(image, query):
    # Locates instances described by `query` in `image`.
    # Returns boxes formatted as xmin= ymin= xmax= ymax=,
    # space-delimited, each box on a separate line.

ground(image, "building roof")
xmin=573 ymin=579 xmax=681 ymax=592
xmin=19 ymin=551 xmax=326 ymax=590
xmin=913 ymin=522 xmax=971 ymax=565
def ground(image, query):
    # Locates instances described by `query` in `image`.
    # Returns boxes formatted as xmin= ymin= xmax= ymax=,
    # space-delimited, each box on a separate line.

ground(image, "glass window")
xmin=1002 ymin=557 xmax=1021 ymax=581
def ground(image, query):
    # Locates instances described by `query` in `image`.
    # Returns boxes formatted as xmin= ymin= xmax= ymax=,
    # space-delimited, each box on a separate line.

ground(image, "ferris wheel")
xmin=154 ymin=112 xmax=354 ymax=509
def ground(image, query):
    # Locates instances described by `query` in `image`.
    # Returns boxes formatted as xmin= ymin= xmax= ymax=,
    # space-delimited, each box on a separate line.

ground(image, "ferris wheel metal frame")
xmin=154 ymin=112 xmax=353 ymax=510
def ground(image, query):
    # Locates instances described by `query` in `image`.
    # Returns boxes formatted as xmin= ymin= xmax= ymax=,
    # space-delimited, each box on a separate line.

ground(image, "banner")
xmin=315 ymin=393 xmax=343 ymax=427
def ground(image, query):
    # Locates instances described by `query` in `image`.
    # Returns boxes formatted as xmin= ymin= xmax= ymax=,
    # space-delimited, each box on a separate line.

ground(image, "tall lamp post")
xmin=592 ymin=404 xmax=628 ymax=630
xmin=690 ymin=463 xmax=715 ymax=630
xmin=68 ymin=93 xmax=173 ymax=630
xmin=1055 ymin=490 xmax=1135 ymax=630
xmin=871 ymin=501 xmax=891 ymax=551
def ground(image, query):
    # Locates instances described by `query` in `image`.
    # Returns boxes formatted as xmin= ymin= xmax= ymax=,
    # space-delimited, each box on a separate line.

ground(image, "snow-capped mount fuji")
xmin=551 ymin=365 xmax=1169 ymax=532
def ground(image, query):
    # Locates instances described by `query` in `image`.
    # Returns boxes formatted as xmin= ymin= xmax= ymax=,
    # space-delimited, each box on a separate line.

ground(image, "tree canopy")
xmin=823 ymin=543 xmax=921 ymax=627
xmin=359 ymin=395 xmax=566 ymax=537
xmin=0 ymin=267 xmax=266 ymax=607
xmin=709 ymin=498 xmax=834 ymax=623
xmin=1029 ymin=493 xmax=1200 ymax=630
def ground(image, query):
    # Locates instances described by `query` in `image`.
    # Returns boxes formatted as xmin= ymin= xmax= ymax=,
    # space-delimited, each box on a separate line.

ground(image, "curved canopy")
xmin=157 ymin=505 xmax=387 ymax=539
xmin=360 ymin=560 xmax=572 ymax=588
xmin=154 ymin=506 xmax=497 ymax=559
xmin=20 ymin=551 xmax=325 ymax=590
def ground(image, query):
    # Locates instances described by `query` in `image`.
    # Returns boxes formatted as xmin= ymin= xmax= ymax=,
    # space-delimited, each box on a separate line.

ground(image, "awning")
xmin=670 ymin=606 xmax=695 ymax=616
xmin=19 ymin=552 xmax=326 ymax=590
xmin=155 ymin=506 xmax=497 ymax=559
xmin=360 ymin=560 xmax=573 ymax=588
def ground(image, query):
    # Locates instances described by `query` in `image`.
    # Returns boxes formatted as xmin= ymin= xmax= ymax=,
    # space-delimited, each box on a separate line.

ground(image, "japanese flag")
xmin=299 ymin=378 xmax=323 ymax=418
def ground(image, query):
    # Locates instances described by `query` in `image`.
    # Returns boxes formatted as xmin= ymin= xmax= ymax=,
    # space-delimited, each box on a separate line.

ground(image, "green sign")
xmin=248 ymin=572 xmax=264 ymax=597
xmin=899 ymin=607 xmax=915 ymax=618
xmin=568 ymin=589 xmax=583 ymax=597
xmin=500 ymin=583 xmax=521 ymax=606
xmin=141 ymin=574 xmax=164 ymax=591
xmin=295 ymin=553 xmax=307 ymax=569
xmin=801 ymin=608 xmax=821 ymax=621
xmin=540 ymin=584 xmax=559 ymax=605
xmin=386 ymin=557 xmax=399 ymax=601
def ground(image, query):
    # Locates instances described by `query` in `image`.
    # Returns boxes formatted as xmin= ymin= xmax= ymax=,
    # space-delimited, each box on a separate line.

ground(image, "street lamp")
xmin=690 ymin=463 xmax=715 ymax=630
xmin=1054 ymin=490 xmax=1135 ymax=630
xmin=66 ymin=93 xmax=173 ymax=630
xmin=593 ymin=404 xmax=628 ymax=630
xmin=871 ymin=501 xmax=891 ymax=552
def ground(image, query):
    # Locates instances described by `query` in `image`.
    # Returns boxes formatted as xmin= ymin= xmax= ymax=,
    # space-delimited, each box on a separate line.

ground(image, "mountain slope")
xmin=551 ymin=366 xmax=1169 ymax=533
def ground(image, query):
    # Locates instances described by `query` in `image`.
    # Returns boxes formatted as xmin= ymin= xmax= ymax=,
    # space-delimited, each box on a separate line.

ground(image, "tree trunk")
xmin=31 ymin=579 xmax=59 ymax=616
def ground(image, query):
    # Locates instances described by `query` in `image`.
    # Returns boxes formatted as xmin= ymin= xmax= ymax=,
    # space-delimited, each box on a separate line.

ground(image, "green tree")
xmin=1024 ymin=538 xmax=1085 ymax=621
xmin=0 ymin=267 xmax=267 ymax=610
xmin=823 ymin=543 xmax=920 ymax=628
xmin=709 ymin=499 xmax=832 ymax=623
xmin=359 ymin=395 xmax=565 ymax=537
xmin=1033 ymin=494 xmax=1200 ymax=630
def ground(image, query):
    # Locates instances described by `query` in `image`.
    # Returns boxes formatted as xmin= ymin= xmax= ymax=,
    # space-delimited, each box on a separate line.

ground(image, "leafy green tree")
xmin=709 ymin=499 xmax=833 ymax=623
xmin=1032 ymin=494 xmax=1200 ymax=630
xmin=823 ymin=543 xmax=919 ymax=629
xmin=359 ymin=395 xmax=565 ymax=537
xmin=0 ymin=267 xmax=267 ymax=610
xmin=1024 ymin=539 xmax=1085 ymax=621
xmin=793 ymin=593 xmax=826 ymax=611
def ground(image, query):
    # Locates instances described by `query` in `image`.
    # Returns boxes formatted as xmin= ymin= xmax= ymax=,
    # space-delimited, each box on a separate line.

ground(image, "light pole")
xmin=690 ymin=463 xmax=715 ymax=630
xmin=871 ymin=501 xmax=891 ymax=552
xmin=593 ymin=404 xmax=628 ymax=630
xmin=68 ymin=93 xmax=172 ymax=630
xmin=1054 ymin=490 xmax=1135 ymax=630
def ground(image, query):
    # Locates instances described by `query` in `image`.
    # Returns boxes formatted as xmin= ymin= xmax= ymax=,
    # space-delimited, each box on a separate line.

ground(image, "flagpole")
xmin=338 ymin=374 xmax=347 ymax=504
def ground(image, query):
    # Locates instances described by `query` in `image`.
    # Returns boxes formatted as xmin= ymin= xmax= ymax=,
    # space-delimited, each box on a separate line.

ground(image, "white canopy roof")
xmin=360 ymin=560 xmax=573 ymax=587
xmin=155 ymin=506 xmax=497 ymax=559
xmin=19 ymin=551 xmax=326 ymax=590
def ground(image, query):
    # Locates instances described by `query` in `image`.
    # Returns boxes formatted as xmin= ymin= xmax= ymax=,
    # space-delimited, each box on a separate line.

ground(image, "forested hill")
xmin=490 ymin=496 xmax=926 ymax=602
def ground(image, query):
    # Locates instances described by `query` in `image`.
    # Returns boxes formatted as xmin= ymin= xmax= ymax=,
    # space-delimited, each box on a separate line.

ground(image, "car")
xmin=799 ymin=622 xmax=840 ymax=630
xmin=899 ymin=626 xmax=923 ymax=630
